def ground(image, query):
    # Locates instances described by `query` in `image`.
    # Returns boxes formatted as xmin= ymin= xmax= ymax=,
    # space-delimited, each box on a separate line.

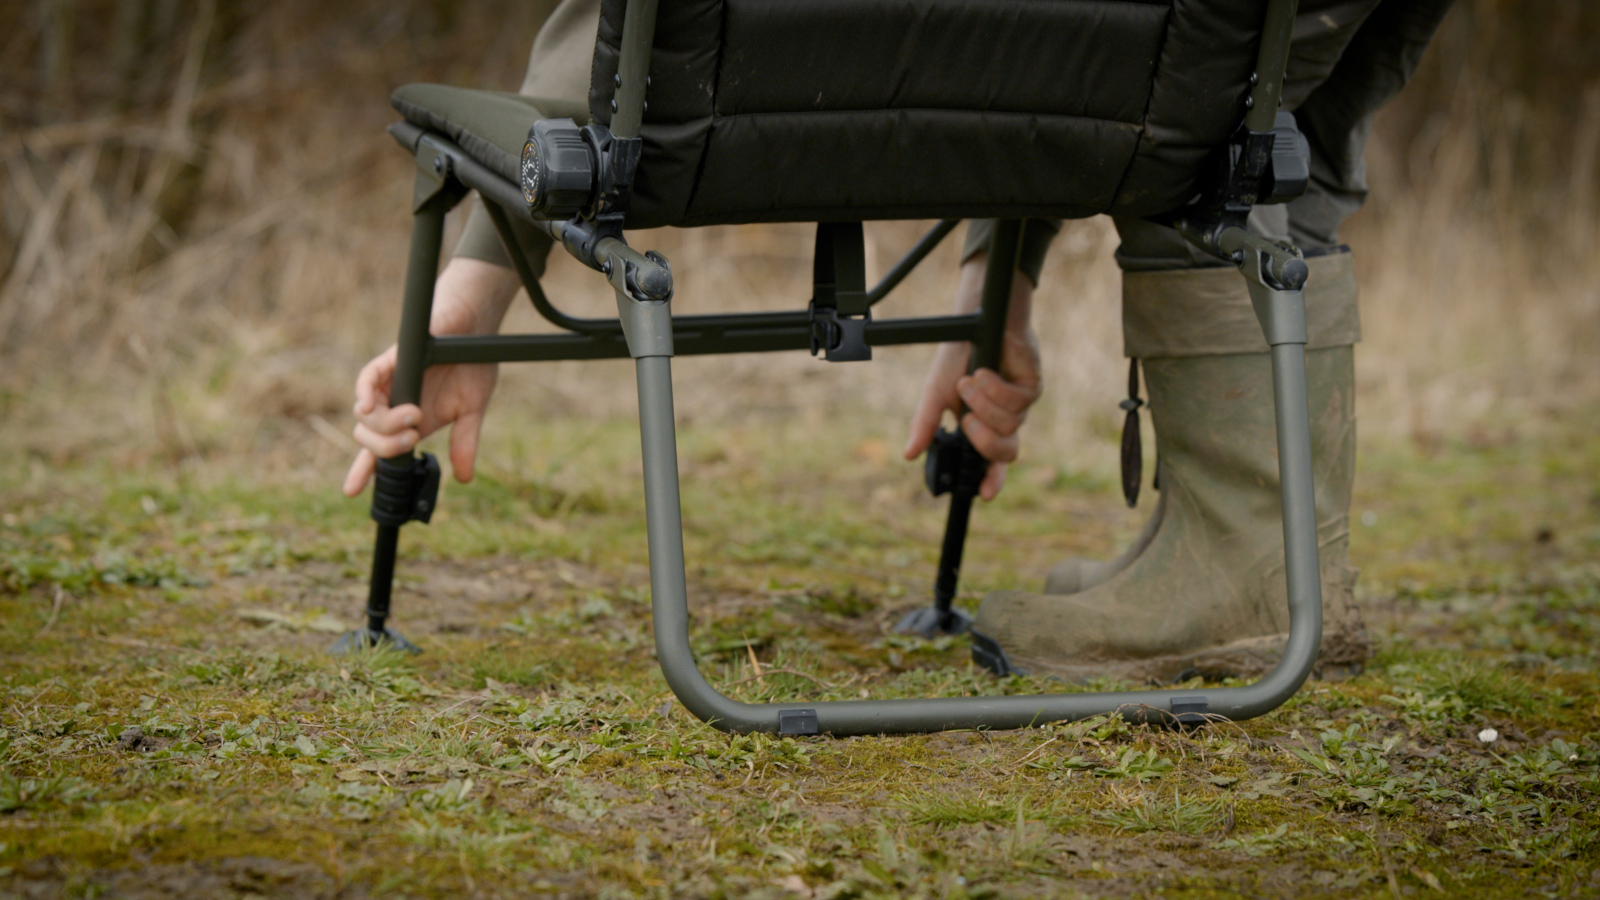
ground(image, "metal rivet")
xmin=1244 ymin=96 xmax=1254 ymax=109
xmin=646 ymin=76 xmax=651 ymax=88
xmin=1249 ymin=71 xmax=1259 ymax=86
xmin=614 ymin=73 xmax=622 ymax=87
xmin=432 ymin=156 xmax=445 ymax=173
xmin=610 ymin=99 xmax=618 ymax=112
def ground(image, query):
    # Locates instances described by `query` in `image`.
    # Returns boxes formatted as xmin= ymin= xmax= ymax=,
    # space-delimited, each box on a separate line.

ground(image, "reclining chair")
xmin=346 ymin=0 xmax=1325 ymax=736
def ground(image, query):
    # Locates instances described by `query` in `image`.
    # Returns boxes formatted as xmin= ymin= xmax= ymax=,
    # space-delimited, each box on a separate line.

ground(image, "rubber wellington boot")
xmin=972 ymin=252 xmax=1369 ymax=683
xmin=1043 ymin=489 xmax=1165 ymax=594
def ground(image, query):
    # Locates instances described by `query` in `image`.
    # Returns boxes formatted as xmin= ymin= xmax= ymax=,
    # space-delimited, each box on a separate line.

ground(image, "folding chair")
xmin=342 ymin=0 xmax=1325 ymax=736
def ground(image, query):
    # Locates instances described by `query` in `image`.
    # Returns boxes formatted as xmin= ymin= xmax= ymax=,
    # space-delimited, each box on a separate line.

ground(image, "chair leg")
xmin=332 ymin=196 xmax=449 ymax=655
xmin=632 ymin=354 xmax=726 ymax=720
xmin=628 ymin=230 xmax=1323 ymax=734
xmin=895 ymin=218 xmax=1023 ymax=636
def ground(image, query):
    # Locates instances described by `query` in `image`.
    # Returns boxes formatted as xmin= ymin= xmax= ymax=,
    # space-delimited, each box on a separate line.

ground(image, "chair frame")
xmin=348 ymin=0 xmax=1325 ymax=736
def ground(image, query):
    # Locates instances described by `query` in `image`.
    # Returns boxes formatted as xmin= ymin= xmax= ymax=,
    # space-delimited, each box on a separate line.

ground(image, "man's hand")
xmin=342 ymin=258 xmax=522 ymax=497
xmin=903 ymin=254 xmax=1042 ymax=501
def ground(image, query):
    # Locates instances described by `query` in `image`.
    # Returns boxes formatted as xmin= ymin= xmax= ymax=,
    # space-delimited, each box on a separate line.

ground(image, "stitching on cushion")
xmin=677 ymin=0 xmax=729 ymax=224
xmin=1107 ymin=1 xmax=1174 ymax=209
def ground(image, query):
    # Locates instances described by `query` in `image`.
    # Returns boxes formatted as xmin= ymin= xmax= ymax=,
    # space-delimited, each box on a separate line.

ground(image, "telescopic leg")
xmin=332 ymin=194 xmax=450 ymax=654
xmin=895 ymin=219 xmax=1024 ymax=636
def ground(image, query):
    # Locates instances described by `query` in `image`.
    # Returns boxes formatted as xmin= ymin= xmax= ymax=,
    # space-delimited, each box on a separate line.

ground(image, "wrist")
xmin=431 ymin=258 xmax=521 ymax=336
xmin=1004 ymin=291 xmax=1034 ymax=339
xmin=956 ymin=255 xmax=1035 ymax=337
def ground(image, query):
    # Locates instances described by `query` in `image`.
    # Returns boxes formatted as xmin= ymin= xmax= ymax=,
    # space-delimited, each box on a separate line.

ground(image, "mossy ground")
xmin=2 ymin=413 xmax=1598 ymax=898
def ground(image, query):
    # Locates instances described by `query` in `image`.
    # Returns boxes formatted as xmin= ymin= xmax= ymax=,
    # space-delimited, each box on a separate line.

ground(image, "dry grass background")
xmin=1 ymin=0 xmax=1596 ymax=478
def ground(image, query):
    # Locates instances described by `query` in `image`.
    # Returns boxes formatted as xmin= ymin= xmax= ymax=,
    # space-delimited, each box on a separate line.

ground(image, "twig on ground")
xmin=38 ymin=586 xmax=67 ymax=635
xmin=94 ymin=634 xmax=187 ymax=652
xmin=745 ymin=639 xmax=764 ymax=682
xmin=1005 ymin=735 xmax=1059 ymax=773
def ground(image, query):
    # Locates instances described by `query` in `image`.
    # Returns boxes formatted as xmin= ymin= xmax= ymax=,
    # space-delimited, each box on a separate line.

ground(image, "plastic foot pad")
xmin=330 ymin=628 xmax=422 ymax=655
xmin=892 ymin=605 xmax=973 ymax=637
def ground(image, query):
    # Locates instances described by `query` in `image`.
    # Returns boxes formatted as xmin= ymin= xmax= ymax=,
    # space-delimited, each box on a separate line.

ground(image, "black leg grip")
xmin=370 ymin=453 xmax=441 ymax=527
xmin=924 ymin=428 xmax=987 ymax=499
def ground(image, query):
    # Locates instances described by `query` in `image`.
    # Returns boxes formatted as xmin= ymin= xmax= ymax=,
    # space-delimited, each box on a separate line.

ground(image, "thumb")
xmin=343 ymin=449 xmax=376 ymax=498
xmin=904 ymin=388 xmax=949 ymax=460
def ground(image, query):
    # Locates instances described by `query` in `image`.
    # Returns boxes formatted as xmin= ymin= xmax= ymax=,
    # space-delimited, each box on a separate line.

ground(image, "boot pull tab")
xmin=1119 ymin=359 xmax=1144 ymax=508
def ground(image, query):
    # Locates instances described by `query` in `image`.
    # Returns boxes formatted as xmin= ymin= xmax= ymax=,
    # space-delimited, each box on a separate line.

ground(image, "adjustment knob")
xmin=520 ymin=118 xmax=595 ymax=218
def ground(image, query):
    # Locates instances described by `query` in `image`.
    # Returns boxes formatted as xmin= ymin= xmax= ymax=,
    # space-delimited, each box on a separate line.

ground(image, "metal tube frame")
xmin=359 ymin=0 xmax=1322 ymax=734
xmin=385 ymin=121 xmax=978 ymax=363
xmin=619 ymin=232 xmax=1321 ymax=736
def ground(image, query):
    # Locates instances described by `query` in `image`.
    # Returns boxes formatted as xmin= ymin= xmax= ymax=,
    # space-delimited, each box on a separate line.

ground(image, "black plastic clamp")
xmin=808 ymin=303 xmax=871 ymax=362
xmin=778 ymin=708 xmax=820 ymax=736
xmin=1162 ymin=111 xmax=1312 ymax=263
xmin=1169 ymin=695 xmax=1210 ymax=729
xmin=924 ymin=428 xmax=987 ymax=498
xmin=370 ymin=453 xmax=441 ymax=527
xmin=583 ymin=124 xmax=642 ymax=217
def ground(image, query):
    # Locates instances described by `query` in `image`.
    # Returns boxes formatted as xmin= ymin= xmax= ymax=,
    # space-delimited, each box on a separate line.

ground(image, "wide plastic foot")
xmin=892 ymin=604 xmax=973 ymax=638
xmin=330 ymin=628 xmax=421 ymax=655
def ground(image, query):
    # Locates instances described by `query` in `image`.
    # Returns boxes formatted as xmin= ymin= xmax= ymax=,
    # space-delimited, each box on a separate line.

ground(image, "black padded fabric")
xmin=394 ymin=0 xmax=1273 ymax=229
xmin=589 ymin=0 xmax=1268 ymax=228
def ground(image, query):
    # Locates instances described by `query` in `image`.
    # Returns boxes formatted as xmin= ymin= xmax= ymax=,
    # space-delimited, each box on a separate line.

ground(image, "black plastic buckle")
xmin=370 ymin=453 xmax=441 ymax=527
xmin=808 ymin=222 xmax=871 ymax=362
xmin=808 ymin=303 xmax=871 ymax=362
xmin=924 ymin=428 xmax=987 ymax=498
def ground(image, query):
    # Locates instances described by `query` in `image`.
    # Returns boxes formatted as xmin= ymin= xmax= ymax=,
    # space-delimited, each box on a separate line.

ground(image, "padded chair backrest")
xmin=588 ymin=0 xmax=1272 ymax=229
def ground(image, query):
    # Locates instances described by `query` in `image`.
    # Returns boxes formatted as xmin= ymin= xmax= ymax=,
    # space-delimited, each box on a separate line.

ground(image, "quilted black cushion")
xmin=396 ymin=0 xmax=1274 ymax=229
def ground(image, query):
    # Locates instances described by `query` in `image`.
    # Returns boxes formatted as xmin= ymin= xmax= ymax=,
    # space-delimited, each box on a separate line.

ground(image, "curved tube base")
xmin=631 ymin=312 xmax=1324 ymax=735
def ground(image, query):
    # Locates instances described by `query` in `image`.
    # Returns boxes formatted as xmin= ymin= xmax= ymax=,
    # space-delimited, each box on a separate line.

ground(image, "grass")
xmin=1094 ymin=789 xmax=1228 ymax=836
xmin=2 ymin=411 xmax=1598 ymax=899
xmin=3 ymin=3 xmax=1597 ymax=895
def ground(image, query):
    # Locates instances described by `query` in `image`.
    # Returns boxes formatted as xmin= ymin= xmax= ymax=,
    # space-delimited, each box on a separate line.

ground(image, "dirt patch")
xmin=6 ymin=856 xmax=355 ymax=900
